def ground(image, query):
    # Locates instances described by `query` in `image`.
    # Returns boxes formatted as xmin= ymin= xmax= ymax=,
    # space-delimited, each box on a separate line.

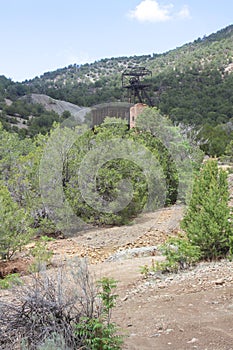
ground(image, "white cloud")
xmin=128 ymin=1 xmax=191 ymax=23
xmin=176 ymin=5 xmax=191 ymax=19
xmin=57 ymin=49 xmax=94 ymax=66
xmin=128 ymin=0 xmax=173 ymax=23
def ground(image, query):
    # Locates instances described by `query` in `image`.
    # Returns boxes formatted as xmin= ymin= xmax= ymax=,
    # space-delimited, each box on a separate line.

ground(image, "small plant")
xmin=29 ymin=235 xmax=54 ymax=272
xmin=97 ymin=277 xmax=118 ymax=322
xmin=76 ymin=277 xmax=123 ymax=350
xmin=0 ymin=273 xmax=22 ymax=289
xmin=156 ymin=237 xmax=201 ymax=273
xmin=140 ymin=239 xmax=200 ymax=276
xmin=139 ymin=264 xmax=150 ymax=278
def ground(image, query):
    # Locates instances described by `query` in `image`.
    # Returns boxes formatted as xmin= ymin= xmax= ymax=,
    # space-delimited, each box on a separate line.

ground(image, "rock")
xmin=213 ymin=279 xmax=225 ymax=285
xmin=187 ymin=338 xmax=198 ymax=344
xmin=166 ymin=328 xmax=173 ymax=334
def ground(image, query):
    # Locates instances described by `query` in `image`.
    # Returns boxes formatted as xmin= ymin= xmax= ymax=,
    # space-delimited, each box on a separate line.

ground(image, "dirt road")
xmin=49 ymin=204 xmax=233 ymax=350
xmin=1 ymin=204 xmax=233 ymax=349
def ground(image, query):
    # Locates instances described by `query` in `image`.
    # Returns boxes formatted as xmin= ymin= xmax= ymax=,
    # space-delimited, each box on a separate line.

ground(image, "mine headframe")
xmin=122 ymin=66 xmax=153 ymax=106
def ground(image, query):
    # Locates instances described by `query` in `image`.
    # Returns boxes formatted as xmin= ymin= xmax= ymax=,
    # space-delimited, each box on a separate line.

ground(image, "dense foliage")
xmin=65 ymin=117 xmax=178 ymax=226
xmin=1 ymin=106 xmax=193 ymax=247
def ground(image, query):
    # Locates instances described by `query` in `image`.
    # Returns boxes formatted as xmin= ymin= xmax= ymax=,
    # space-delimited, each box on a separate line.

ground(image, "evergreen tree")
xmin=0 ymin=184 xmax=32 ymax=260
xmin=181 ymin=160 xmax=232 ymax=259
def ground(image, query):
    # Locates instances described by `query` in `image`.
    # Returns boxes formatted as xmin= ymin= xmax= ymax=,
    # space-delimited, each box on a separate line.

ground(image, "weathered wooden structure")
xmin=90 ymin=102 xmax=132 ymax=127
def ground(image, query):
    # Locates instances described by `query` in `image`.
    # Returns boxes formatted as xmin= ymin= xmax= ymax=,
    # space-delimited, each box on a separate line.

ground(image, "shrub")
xmin=32 ymin=334 xmax=70 ymax=350
xmin=156 ymin=237 xmax=201 ymax=273
xmin=75 ymin=277 xmax=122 ymax=350
xmin=0 ymin=259 xmax=123 ymax=350
xmin=0 ymin=273 xmax=22 ymax=289
xmin=29 ymin=235 xmax=54 ymax=272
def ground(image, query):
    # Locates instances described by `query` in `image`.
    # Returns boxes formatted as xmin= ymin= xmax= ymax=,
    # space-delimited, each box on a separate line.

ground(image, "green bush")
xmin=0 ymin=184 xmax=32 ymax=260
xmin=156 ymin=237 xmax=201 ymax=273
xmin=75 ymin=277 xmax=123 ymax=350
xmin=0 ymin=273 xmax=22 ymax=289
xmin=29 ymin=235 xmax=54 ymax=272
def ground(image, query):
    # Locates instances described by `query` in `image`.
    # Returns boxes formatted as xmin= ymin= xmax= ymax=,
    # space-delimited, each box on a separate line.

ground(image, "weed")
xmin=0 ymin=273 xmax=22 ymax=289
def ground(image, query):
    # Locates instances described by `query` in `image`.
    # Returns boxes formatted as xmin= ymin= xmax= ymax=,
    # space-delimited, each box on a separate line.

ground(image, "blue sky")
xmin=1 ymin=0 xmax=233 ymax=82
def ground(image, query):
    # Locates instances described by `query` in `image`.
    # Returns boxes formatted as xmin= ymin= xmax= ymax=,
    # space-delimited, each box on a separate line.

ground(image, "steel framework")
xmin=122 ymin=66 xmax=153 ymax=106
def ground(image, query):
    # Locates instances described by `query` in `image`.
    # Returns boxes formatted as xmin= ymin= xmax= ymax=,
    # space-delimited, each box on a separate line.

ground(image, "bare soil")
xmin=1 ymin=204 xmax=233 ymax=349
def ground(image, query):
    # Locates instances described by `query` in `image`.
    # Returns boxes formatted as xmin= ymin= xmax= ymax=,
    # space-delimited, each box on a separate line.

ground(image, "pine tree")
xmin=181 ymin=160 xmax=232 ymax=260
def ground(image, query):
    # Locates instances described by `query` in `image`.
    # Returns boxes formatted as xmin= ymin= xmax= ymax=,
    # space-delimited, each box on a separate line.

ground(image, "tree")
xmin=199 ymin=124 xmax=231 ymax=157
xmin=135 ymin=107 xmax=203 ymax=203
xmin=181 ymin=160 xmax=232 ymax=259
xmin=65 ymin=117 xmax=177 ymax=226
xmin=0 ymin=184 xmax=32 ymax=260
xmin=224 ymin=140 xmax=233 ymax=162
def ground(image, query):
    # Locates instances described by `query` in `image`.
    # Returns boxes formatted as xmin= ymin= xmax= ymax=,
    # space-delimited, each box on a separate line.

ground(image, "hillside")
xmin=22 ymin=24 xmax=233 ymax=125
xmin=20 ymin=94 xmax=83 ymax=118
xmin=0 ymin=24 xmax=233 ymax=154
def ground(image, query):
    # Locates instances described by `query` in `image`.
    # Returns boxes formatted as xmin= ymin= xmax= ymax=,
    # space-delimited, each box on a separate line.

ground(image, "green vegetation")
xmin=0 ymin=98 xmax=70 ymax=137
xmin=1 ymin=24 xmax=233 ymax=347
xmin=156 ymin=237 xmax=201 ymax=273
xmin=181 ymin=160 xmax=232 ymax=260
xmin=29 ymin=235 xmax=54 ymax=272
xmin=222 ymin=140 xmax=233 ymax=163
xmin=0 ymin=104 xmax=201 ymax=259
xmin=75 ymin=277 xmax=122 ymax=350
xmin=0 ymin=184 xmax=32 ymax=260
xmin=1 ymin=22 xmax=233 ymax=343
xmin=0 ymin=107 xmax=192 ymax=263
xmin=0 ymin=273 xmax=22 ymax=289
xmin=143 ymin=160 xmax=233 ymax=275
xmin=0 ymin=262 xmax=123 ymax=350
xmin=140 ymin=236 xmax=201 ymax=276
xmin=65 ymin=116 xmax=179 ymax=225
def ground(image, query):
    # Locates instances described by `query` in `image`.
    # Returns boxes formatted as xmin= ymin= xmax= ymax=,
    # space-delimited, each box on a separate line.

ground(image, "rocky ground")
xmin=1 ymin=202 xmax=233 ymax=349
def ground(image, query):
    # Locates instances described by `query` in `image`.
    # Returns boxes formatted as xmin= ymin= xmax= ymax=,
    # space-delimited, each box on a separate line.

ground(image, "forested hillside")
xmin=0 ymin=24 xmax=233 ymax=155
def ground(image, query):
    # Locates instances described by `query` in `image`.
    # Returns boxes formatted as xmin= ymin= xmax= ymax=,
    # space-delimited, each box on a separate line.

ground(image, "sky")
xmin=1 ymin=0 xmax=233 ymax=82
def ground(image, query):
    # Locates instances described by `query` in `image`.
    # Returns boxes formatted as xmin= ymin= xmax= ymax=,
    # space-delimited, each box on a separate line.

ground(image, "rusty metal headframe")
xmin=122 ymin=66 xmax=153 ymax=106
